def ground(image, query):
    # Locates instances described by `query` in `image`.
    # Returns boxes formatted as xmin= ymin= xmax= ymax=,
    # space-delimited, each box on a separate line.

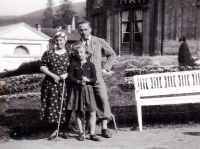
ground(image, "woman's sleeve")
xmin=68 ymin=63 xmax=79 ymax=84
xmin=89 ymin=63 xmax=97 ymax=84
xmin=40 ymin=51 xmax=49 ymax=67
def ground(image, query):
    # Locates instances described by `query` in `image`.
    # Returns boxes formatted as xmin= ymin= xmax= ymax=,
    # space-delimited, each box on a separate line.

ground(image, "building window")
xmin=122 ymin=11 xmax=130 ymax=43
xmin=92 ymin=0 xmax=103 ymax=9
xmin=14 ymin=46 xmax=29 ymax=55
xmin=116 ymin=0 xmax=148 ymax=5
xmin=121 ymin=10 xmax=143 ymax=43
xmin=134 ymin=10 xmax=143 ymax=42
xmin=93 ymin=15 xmax=102 ymax=37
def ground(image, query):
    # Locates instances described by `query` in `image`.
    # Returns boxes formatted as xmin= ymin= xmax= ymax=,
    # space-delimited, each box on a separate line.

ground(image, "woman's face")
xmin=54 ymin=37 xmax=66 ymax=49
xmin=179 ymin=41 xmax=183 ymax=45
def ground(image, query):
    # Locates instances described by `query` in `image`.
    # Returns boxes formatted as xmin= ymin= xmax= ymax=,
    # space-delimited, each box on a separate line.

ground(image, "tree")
xmin=53 ymin=0 xmax=76 ymax=28
xmin=41 ymin=0 xmax=55 ymax=28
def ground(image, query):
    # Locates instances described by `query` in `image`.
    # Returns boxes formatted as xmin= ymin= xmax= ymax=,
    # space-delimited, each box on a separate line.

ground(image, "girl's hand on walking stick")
xmin=82 ymin=76 xmax=90 ymax=82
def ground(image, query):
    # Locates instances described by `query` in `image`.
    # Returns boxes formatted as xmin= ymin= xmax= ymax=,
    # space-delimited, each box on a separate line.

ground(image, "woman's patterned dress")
xmin=40 ymin=49 xmax=70 ymax=123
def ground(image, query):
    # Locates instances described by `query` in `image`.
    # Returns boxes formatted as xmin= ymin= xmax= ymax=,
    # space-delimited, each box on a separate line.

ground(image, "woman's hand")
xmin=59 ymin=73 xmax=68 ymax=81
xmin=52 ymin=74 xmax=60 ymax=83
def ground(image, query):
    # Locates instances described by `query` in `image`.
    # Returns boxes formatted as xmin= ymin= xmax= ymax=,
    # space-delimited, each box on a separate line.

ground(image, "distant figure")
xmin=178 ymin=36 xmax=195 ymax=66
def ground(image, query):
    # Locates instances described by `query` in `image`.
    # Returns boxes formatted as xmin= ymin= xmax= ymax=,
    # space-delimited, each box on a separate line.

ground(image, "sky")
xmin=0 ymin=0 xmax=86 ymax=16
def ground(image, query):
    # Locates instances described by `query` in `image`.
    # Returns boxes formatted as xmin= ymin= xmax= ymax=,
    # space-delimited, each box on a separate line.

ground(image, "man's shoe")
xmin=101 ymin=129 xmax=112 ymax=138
xmin=90 ymin=134 xmax=101 ymax=141
xmin=62 ymin=132 xmax=70 ymax=139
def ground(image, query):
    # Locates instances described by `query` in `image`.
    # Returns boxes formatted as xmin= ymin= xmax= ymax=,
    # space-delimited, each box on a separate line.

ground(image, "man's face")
xmin=78 ymin=23 xmax=92 ymax=40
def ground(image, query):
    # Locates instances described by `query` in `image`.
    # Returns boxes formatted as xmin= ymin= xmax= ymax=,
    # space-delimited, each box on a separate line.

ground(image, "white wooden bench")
xmin=134 ymin=70 xmax=200 ymax=131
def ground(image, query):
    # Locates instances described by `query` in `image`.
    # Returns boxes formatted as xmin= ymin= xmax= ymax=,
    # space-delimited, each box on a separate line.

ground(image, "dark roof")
xmin=41 ymin=28 xmax=80 ymax=42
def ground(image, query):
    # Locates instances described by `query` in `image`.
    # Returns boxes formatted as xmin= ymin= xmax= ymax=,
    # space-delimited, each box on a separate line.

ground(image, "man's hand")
xmin=102 ymin=69 xmax=114 ymax=76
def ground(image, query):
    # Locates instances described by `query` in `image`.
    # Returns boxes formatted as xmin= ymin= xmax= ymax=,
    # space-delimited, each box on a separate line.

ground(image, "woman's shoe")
xmin=78 ymin=133 xmax=84 ymax=141
xmin=62 ymin=132 xmax=70 ymax=139
xmin=90 ymin=134 xmax=100 ymax=141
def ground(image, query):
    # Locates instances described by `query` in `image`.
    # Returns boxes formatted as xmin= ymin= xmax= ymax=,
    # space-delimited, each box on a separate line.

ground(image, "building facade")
xmin=86 ymin=0 xmax=200 ymax=57
xmin=0 ymin=23 xmax=51 ymax=72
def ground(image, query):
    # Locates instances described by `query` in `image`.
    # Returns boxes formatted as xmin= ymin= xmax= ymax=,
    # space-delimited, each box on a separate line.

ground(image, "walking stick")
xmin=82 ymin=112 xmax=86 ymax=140
xmin=56 ymin=80 xmax=66 ymax=140
xmin=82 ymin=85 xmax=86 ymax=140
xmin=111 ymin=114 xmax=118 ymax=134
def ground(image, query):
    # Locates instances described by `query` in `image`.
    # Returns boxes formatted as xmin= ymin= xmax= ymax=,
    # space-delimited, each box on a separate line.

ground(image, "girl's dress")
xmin=67 ymin=61 xmax=97 ymax=112
xmin=40 ymin=49 xmax=70 ymax=123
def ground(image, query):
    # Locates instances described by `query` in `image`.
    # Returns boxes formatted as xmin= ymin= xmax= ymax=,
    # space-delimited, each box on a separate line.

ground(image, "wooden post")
xmin=106 ymin=9 xmax=111 ymax=44
xmin=114 ymin=11 xmax=121 ymax=56
xmin=142 ymin=9 xmax=150 ymax=56
xmin=153 ymin=0 xmax=164 ymax=56
xmin=196 ymin=0 xmax=200 ymax=59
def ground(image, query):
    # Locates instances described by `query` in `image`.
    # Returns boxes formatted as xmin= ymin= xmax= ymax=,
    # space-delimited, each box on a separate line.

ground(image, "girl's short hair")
xmin=179 ymin=36 xmax=186 ymax=42
xmin=53 ymin=32 xmax=67 ymax=41
xmin=72 ymin=43 xmax=92 ymax=58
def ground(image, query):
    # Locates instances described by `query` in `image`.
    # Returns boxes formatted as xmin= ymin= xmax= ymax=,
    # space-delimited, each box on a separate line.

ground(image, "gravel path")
xmin=1 ymin=125 xmax=200 ymax=149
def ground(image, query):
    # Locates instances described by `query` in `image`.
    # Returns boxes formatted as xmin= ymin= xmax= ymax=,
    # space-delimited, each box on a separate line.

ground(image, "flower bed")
xmin=123 ymin=65 xmax=200 ymax=89
xmin=0 ymin=74 xmax=44 ymax=95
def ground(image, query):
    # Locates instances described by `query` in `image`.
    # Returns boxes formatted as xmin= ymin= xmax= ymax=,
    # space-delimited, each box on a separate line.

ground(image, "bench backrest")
xmin=134 ymin=70 xmax=200 ymax=98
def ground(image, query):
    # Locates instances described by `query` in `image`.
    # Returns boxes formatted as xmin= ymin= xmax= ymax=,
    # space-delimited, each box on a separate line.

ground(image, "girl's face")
xmin=76 ymin=47 xmax=87 ymax=60
xmin=54 ymin=37 xmax=66 ymax=49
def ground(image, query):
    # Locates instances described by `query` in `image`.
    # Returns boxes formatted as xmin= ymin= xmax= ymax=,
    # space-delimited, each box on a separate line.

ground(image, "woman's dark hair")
xmin=179 ymin=36 xmax=186 ymax=42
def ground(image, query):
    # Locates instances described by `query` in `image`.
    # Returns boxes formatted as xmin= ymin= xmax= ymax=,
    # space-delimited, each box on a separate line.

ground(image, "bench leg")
xmin=137 ymin=104 xmax=142 ymax=131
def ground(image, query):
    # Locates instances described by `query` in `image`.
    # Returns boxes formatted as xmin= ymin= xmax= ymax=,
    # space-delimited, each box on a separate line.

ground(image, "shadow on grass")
xmin=0 ymin=109 xmax=76 ymax=140
xmin=110 ymin=104 xmax=200 ymax=131
xmin=0 ymin=109 xmax=51 ymax=140
xmin=183 ymin=132 xmax=200 ymax=136
xmin=1 ymin=104 xmax=200 ymax=140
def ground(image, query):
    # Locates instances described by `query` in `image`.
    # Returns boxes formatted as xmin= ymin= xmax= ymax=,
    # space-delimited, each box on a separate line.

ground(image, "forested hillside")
xmin=0 ymin=2 xmax=85 ymax=27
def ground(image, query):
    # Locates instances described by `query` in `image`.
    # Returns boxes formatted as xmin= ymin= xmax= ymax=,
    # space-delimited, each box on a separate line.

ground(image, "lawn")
xmin=1 ymin=56 xmax=200 ymax=142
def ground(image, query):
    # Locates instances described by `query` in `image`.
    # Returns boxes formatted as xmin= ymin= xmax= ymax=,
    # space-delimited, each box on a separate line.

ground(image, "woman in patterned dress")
xmin=40 ymin=32 xmax=70 ymax=139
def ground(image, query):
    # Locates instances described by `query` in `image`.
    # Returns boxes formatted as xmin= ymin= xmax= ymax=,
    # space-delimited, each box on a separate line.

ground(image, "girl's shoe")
xmin=62 ymin=132 xmax=70 ymax=139
xmin=78 ymin=133 xmax=84 ymax=141
xmin=90 ymin=134 xmax=100 ymax=141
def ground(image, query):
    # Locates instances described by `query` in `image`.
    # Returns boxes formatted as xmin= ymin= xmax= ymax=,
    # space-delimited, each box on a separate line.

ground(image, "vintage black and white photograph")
xmin=0 ymin=0 xmax=200 ymax=149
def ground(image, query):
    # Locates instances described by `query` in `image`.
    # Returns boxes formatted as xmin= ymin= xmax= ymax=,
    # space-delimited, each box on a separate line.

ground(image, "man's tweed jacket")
xmin=72 ymin=36 xmax=117 ymax=82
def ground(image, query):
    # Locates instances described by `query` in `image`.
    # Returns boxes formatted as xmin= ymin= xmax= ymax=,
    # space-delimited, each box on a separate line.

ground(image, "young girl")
xmin=67 ymin=44 xmax=100 ymax=141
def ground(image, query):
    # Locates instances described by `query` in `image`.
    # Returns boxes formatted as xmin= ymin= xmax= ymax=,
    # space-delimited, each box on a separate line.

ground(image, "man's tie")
xmin=85 ymin=39 xmax=89 ymax=47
